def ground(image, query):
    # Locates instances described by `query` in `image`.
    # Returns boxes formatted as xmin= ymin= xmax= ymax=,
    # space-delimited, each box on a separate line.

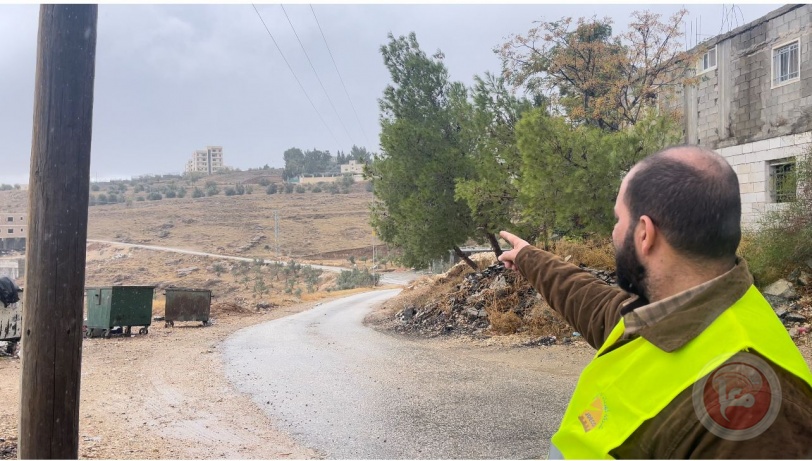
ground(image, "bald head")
xmin=623 ymin=145 xmax=741 ymax=262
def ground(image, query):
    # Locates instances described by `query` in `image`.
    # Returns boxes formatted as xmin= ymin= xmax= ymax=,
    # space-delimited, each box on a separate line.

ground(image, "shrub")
xmin=312 ymin=185 xmax=322 ymax=193
xmin=284 ymin=183 xmax=295 ymax=193
xmin=136 ymin=196 xmax=145 ymax=202
xmin=739 ymin=150 xmax=812 ymax=286
xmin=165 ymin=190 xmax=177 ymax=198
xmin=335 ymin=268 xmax=380 ymax=290
xmin=91 ymin=184 xmax=100 ymax=191
xmin=259 ymin=178 xmax=271 ymax=187
xmin=224 ymin=187 xmax=237 ymax=196
xmin=266 ymin=184 xmax=278 ymax=194
xmin=235 ymin=184 xmax=245 ymax=195
xmin=147 ymin=192 xmax=163 ymax=201
xmin=192 ymin=187 xmax=205 ymax=198
xmin=295 ymin=185 xmax=306 ymax=194
xmin=177 ymin=186 xmax=187 ymax=198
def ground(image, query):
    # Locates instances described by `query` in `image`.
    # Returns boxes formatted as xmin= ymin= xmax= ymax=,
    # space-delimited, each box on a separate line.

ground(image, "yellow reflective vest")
xmin=549 ymin=285 xmax=812 ymax=459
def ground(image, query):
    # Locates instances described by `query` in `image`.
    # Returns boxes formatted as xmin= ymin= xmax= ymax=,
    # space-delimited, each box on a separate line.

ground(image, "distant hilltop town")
xmin=185 ymin=146 xmax=225 ymax=175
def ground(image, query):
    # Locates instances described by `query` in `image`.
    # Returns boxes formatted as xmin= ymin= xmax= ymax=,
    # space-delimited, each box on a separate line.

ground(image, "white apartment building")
xmin=185 ymin=146 xmax=225 ymax=175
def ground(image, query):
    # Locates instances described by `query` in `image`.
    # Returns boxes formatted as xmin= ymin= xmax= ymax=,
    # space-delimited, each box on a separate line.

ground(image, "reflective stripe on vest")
xmin=549 ymin=285 xmax=812 ymax=459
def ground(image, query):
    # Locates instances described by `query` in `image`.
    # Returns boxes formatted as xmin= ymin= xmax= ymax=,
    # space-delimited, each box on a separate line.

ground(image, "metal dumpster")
xmin=85 ymin=286 xmax=153 ymax=338
xmin=164 ymin=287 xmax=211 ymax=327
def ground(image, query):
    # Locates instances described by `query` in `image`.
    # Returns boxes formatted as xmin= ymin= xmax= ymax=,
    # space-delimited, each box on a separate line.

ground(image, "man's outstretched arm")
xmin=499 ymin=231 xmax=638 ymax=349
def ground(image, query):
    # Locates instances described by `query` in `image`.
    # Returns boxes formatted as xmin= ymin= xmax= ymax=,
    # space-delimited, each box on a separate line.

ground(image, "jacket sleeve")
xmin=514 ymin=245 xmax=636 ymax=349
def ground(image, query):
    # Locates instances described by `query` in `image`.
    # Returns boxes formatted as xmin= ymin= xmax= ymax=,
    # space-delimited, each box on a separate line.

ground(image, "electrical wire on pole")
xmin=280 ymin=4 xmax=355 ymax=147
xmin=251 ymin=4 xmax=340 ymax=146
xmin=309 ymin=4 xmax=373 ymax=149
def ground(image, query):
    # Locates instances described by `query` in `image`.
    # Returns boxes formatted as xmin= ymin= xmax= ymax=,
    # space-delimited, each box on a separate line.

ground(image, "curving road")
xmin=223 ymin=290 xmax=592 ymax=459
xmin=86 ymin=239 xmax=417 ymax=286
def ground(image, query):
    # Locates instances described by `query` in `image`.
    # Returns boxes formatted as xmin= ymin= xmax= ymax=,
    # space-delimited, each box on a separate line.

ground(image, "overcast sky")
xmin=0 ymin=2 xmax=781 ymax=184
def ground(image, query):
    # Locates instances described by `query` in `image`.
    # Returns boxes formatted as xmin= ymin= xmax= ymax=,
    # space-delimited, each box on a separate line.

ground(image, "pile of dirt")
xmin=211 ymin=301 xmax=258 ymax=316
xmin=379 ymin=253 xmax=812 ymax=347
xmin=378 ymin=256 xmax=616 ymax=343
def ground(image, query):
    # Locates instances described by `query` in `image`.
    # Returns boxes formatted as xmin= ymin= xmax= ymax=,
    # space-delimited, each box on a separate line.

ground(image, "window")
xmin=6 ymin=229 xmax=13 ymax=234
xmin=772 ymin=40 xmax=799 ymax=86
xmin=698 ymin=46 xmax=717 ymax=73
xmin=6 ymin=217 xmax=12 ymax=222
xmin=769 ymin=158 xmax=796 ymax=203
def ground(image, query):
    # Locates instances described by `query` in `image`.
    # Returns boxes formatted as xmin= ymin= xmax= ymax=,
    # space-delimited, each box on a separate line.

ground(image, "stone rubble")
xmin=393 ymin=260 xmax=812 ymax=345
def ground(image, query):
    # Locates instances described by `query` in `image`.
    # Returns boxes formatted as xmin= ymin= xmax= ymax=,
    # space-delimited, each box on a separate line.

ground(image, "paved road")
xmin=223 ymin=290 xmax=592 ymax=459
xmin=87 ymin=239 xmax=418 ymax=286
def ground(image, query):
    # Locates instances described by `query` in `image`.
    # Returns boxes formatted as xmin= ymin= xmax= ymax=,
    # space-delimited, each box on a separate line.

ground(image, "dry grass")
xmin=551 ymin=237 xmax=615 ymax=270
xmin=85 ymin=191 xmax=376 ymax=261
xmin=81 ymin=242 xmax=360 ymax=317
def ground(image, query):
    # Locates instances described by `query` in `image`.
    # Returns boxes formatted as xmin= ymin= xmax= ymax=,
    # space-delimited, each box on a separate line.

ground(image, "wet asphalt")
xmin=223 ymin=289 xmax=590 ymax=459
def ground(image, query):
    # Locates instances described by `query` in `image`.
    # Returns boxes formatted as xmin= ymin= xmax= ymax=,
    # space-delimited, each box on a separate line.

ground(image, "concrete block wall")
xmin=716 ymin=130 xmax=811 ymax=227
xmin=682 ymin=4 xmax=812 ymax=149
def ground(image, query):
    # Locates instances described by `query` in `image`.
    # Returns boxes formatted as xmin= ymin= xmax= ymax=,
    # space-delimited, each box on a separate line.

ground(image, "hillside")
xmin=1 ymin=170 xmax=389 ymax=265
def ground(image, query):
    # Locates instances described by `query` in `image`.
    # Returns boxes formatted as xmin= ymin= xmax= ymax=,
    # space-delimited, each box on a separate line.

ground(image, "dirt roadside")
xmin=0 ymin=301 xmax=326 ymax=460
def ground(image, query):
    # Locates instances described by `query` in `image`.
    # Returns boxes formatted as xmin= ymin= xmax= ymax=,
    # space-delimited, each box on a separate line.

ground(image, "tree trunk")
xmin=485 ymin=232 xmax=503 ymax=258
xmin=20 ymin=5 xmax=98 ymax=459
xmin=453 ymin=246 xmax=478 ymax=271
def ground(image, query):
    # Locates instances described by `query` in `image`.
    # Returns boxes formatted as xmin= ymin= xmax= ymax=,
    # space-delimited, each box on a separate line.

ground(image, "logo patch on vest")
xmin=578 ymin=395 xmax=606 ymax=432
xmin=692 ymin=352 xmax=781 ymax=441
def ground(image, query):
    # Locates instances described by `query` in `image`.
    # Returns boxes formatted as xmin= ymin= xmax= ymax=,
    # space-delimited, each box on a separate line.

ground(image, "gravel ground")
xmin=0 ymin=302 xmax=322 ymax=460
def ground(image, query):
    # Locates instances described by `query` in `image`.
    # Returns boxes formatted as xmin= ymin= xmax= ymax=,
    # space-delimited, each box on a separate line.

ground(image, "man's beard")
xmin=615 ymin=228 xmax=649 ymax=301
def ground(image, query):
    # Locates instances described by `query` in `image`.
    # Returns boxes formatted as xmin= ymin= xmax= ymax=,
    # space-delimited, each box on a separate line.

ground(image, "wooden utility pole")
xmin=20 ymin=5 xmax=98 ymax=459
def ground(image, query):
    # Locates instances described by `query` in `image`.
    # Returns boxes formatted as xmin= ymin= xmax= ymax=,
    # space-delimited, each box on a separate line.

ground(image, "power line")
xmin=280 ymin=4 xmax=355 ymax=147
xmin=251 ymin=4 xmax=339 ymax=146
xmin=309 ymin=4 xmax=373 ymax=149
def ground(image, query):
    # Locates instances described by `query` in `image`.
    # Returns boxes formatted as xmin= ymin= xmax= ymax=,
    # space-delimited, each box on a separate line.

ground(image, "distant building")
xmin=0 ymin=213 xmax=27 ymax=252
xmin=674 ymin=4 xmax=811 ymax=227
xmin=340 ymin=160 xmax=365 ymax=175
xmin=185 ymin=146 xmax=225 ymax=175
xmin=340 ymin=160 xmax=366 ymax=182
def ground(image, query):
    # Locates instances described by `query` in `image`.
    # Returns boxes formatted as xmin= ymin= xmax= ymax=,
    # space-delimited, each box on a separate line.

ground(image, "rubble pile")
xmin=763 ymin=265 xmax=812 ymax=340
xmin=390 ymin=257 xmax=812 ymax=345
xmin=393 ymin=263 xmax=576 ymax=342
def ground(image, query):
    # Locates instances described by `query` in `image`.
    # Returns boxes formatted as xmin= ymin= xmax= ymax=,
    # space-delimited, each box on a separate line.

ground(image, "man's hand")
xmin=498 ymin=231 xmax=530 ymax=271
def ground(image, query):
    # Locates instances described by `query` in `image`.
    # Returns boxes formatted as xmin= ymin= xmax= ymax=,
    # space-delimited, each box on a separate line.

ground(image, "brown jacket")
xmin=515 ymin=246 xmax=812 ymax=459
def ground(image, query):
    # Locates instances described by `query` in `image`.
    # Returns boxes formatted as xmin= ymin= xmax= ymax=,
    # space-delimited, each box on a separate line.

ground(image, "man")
xmin=498 ymin=145 xmax=812 ymax=458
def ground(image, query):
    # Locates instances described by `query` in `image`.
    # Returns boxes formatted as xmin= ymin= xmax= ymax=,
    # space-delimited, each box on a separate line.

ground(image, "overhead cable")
xmin=251 ymin=3 xmax=339 ymax=146
xmin=280 ymin=4 xmax=355 ymax=146
xmin=309 ymin=4 xmax=373 ymax=148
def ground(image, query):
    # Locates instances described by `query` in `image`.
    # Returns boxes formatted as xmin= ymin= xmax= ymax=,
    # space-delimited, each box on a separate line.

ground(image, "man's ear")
xmin=636 ymin=215 xmax=658 ymax=256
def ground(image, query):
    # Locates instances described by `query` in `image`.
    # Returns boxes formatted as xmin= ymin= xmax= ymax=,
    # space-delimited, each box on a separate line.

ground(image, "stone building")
xmin=679 ymin=4 xmax=811 ymax=226
xmin=0 ymin=213 xmax=27 ymax=252
xmin=185 ymin=146 xmax=225 ymax=175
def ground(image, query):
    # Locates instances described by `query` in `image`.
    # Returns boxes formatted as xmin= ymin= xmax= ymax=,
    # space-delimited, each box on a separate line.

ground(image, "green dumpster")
xmin=85 ymin=286 xmax=154 ymax=338
xmin=164 ymin=287 xmax=211 ymax=327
